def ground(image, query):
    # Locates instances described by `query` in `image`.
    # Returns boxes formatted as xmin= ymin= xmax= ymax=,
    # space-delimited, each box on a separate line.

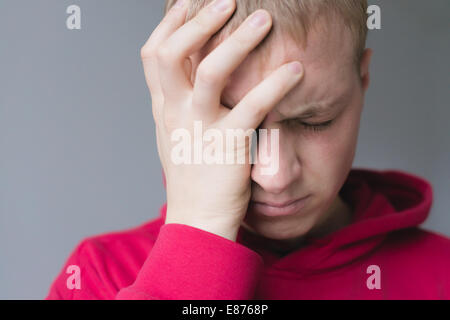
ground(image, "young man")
xmin=46 ymin=0 xmax=450 ymax=299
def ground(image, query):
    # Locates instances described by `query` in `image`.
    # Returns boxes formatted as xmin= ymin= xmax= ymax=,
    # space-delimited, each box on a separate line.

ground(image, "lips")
xmin=249 ymin=195 xmax=310 ymax=217
xmin=253 ymin=198 xmax=303 ymax=208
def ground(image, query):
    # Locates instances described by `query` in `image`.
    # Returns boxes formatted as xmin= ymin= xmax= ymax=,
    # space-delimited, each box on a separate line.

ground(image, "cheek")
xmin=299 ymin=106 xmax=361 ymax=194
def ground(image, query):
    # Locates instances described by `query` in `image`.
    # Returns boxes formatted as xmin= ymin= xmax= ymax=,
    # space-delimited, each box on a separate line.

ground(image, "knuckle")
xmin=246 ymin=96 xmax=269 ymax=120
xmin=272 ymin=80 xmax=285 ymax=94
xmin=190 ymin=16 xmax=211 ymax=38
xmin=140 ymin=44 xmax=155 ymax=60
xmin=253 ymin=105 xmax=267 ymax=121
xmin=229 ymin=33 xmax=247 ymax=50
xmin=164 ymin=112 xmax=179 ymax=129
xmin=151 ymin=107 xmax=160 ymax=125
xmin=140 ymin=30 xmax=161 ymax=59
xmin=156 ymin=44 xmax=175 ymax=64
xmin=196 ymin=64 xmax=221 ymax=85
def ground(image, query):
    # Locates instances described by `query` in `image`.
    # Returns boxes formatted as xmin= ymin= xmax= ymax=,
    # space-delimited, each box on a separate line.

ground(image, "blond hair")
xmin=164 ymin=0 xmax=368 ymax=66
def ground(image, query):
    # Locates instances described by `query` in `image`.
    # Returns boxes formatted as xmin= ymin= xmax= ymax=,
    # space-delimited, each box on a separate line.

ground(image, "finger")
xmin=192 ymin=10 xmax=273 ymax=119
xmin=141 ymin=0 xmax=190 ymax=59
xmin=157 ymin=0 xmax=236 ymax=101
xmin=224 ymin=61 xmax=304 ymax=130
xmin=140 ymin=0 xmax=190 ymax=117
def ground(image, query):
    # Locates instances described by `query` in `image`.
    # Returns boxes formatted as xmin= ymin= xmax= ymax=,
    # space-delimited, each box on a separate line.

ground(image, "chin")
xmin=242 ymin=211 xmax=317 ymax=241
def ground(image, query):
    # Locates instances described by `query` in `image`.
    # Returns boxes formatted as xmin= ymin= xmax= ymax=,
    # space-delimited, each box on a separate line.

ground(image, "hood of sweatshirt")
xmin=160 ymin=168 xmax=433 ymax=276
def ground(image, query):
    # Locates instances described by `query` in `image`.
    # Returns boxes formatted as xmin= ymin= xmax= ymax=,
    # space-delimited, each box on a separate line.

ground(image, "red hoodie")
xmin=45 ymin=168 xmax=450 ymax=300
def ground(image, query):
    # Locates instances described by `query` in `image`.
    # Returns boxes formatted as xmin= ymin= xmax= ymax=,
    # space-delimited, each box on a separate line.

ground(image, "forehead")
xmin=218 ymin=18 xmax=357 ymax=114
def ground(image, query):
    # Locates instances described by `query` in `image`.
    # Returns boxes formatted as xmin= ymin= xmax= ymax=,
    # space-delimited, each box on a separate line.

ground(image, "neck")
xmin=308 ymin=195 xmax=353 ymax=239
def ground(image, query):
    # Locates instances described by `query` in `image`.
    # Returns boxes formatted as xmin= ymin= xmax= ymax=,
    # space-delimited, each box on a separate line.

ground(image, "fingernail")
xmin=249 ymin=11 xmax=268 ymax=28
xmin=289 ymin=61 xmax=303 ymax=75
xmin=212 ymin=0 xmax=231 ymax=12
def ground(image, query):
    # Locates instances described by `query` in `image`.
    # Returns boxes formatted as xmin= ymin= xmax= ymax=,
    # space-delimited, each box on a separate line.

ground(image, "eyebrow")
xmin=280 ymin=89 xmax=353 ymax=119
xmin=224 ymin=94 xmax=335 ymax=119
xmin=292 ymin=102 xmax=334 ymax=118
xmin=277 ymin=101 xmax=336 ymax=120
xmin=223 ymin=89 xmax=348 ymax=119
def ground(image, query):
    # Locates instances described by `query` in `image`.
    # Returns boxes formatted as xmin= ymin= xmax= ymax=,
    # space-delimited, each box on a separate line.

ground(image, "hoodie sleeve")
xmin=46 ymin=223 xmax=264 ymax=300
xmin=115 ymin=223 xmax=264 ymax=300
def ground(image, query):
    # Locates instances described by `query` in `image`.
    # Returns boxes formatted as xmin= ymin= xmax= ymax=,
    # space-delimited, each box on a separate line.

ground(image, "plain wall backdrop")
xmin=0 ymin=0 xmax=449 ymax=299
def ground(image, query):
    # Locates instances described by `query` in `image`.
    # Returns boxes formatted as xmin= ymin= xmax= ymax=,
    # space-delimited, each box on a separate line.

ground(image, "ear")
xmin=359 ymin=48 xmax=373 ymax=92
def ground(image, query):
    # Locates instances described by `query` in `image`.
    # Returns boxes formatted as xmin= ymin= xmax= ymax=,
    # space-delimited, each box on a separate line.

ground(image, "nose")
xmin=251 ymin=126 xmax=301 ymax=195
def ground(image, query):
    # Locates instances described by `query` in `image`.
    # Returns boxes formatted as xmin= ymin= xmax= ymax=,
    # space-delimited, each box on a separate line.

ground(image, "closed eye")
xmin=284 ymin=119 xmax=334 ymax=132
xmin=301 ymin=119 xmax=334 ymax=131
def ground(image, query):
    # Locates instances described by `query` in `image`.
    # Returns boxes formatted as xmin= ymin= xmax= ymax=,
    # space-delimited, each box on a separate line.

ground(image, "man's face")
xmin=191 ymin=17 xmax=371 ymax=243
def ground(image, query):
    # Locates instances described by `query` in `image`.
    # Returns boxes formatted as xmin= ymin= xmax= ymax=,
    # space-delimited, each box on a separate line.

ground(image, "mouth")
xmin=249 ymin=195 xmax=310 ymax=217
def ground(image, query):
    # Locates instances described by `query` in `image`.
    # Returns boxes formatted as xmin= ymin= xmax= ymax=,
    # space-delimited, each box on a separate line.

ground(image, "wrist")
xmin=165 ymin=214 xmax=240 ymax=242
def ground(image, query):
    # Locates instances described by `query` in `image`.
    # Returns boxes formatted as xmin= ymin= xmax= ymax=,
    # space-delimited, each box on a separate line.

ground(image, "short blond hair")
xmin=164 ymin=0 xmax=368 ymax=66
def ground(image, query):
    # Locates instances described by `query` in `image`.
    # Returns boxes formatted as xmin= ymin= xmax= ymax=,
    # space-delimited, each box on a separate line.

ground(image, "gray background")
xmin=0 ymin=0 xmax=449 ymax=299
